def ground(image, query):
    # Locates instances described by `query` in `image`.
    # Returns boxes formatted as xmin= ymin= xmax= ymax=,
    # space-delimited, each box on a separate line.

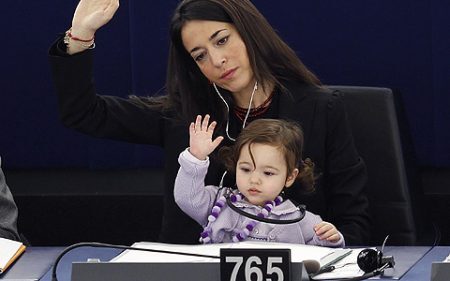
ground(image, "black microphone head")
xmin=357 ymin=248 xmax=382 ymax=273
xmin=303 ymin=259 xmax=320 ymax=274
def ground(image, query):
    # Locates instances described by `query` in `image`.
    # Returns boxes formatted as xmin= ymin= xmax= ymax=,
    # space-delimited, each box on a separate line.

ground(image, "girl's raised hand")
xmin=189 ymin=115 xmax=224 ymax=160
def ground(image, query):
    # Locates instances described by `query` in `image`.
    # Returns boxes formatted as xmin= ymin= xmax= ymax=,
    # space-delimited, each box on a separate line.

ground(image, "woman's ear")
xmin=285 ymin=168 xmax=299 ymax=188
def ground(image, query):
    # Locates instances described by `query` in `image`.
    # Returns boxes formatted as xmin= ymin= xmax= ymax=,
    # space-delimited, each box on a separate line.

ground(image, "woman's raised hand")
xmin=189 ymin=115 xmax=224 ymax=161
xmin=70 ymin=0 xmax=119 ymax=44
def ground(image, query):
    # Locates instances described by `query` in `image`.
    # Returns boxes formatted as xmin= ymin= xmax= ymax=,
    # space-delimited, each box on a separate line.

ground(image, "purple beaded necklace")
xmin=199 ymin=191 xmax=283 ymax=243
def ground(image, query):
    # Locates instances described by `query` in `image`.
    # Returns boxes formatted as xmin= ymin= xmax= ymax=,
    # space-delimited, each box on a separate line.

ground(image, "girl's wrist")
xmin=188 ymin=148 xmax=206 ymax=161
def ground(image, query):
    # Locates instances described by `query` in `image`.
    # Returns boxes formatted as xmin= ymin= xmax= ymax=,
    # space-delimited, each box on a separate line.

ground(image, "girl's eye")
xmin=264 ymin=171 xmax=275 ymax=176
xmin=217 ymin=36 xmax=229 ymax=46
xmin=240 ymin=167 xmax=251 ymax=173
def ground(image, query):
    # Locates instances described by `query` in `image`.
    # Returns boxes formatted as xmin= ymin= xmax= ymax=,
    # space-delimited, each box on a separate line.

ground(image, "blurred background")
xmin=1 ymin=0 xmax=448 ymax=245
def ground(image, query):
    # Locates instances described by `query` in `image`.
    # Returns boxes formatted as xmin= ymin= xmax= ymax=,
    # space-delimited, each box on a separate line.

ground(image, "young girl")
xmin=174 ymin=115 xmax=344 ymax=246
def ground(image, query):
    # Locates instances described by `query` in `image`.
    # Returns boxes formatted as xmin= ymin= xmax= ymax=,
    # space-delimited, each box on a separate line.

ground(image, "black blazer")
xmin=49 ymin=44 xmax=370 ymax=245
xmin=278 ymin=82 xmax=370 ymax=245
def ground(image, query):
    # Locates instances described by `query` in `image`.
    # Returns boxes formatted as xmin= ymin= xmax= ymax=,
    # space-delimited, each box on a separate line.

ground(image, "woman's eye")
xmin=194 ymin=53 xmax=205 ymax=62
xmin=217 ymin=36 xmax=229 ymax=46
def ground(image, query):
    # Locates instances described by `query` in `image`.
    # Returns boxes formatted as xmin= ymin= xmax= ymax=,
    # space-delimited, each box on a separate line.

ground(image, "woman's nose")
xmin=210 ymin=50 xmax=226 ymax=67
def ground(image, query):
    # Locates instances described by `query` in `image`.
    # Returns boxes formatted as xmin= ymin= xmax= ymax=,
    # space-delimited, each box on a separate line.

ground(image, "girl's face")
xmin=181 ymin=20 xmax=255 ymax=97
xmin=235 ymin=143 xmax=298 ymax=206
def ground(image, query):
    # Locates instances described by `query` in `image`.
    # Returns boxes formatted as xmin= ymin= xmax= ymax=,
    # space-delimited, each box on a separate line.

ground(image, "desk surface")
xmin=0 ymin=247 xmax=64 ymax=281
xmin=1 ymin=246 xmax=448 ymax=281
xmin=399 ymin=246 xmax=449 ymax=280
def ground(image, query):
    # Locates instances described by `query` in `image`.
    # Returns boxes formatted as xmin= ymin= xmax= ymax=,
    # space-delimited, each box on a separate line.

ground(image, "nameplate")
xmin=220 ymin=248 xmax=291 ymax=281
xmin=431 ymin=262 xmax=450 ymax=281
xmin=71 ymin=260 xmax=310 ymax=281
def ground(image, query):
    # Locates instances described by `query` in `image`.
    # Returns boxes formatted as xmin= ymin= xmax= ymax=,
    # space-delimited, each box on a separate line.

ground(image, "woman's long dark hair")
xmin=136 ymin=0 xmax=320 ymax=125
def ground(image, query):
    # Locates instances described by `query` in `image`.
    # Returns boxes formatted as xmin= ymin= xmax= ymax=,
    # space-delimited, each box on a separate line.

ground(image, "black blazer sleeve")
xmin=48 ymin=40 xmax=166 ymax=145
xmin=48 ymin=40 xmax=204 ymax=244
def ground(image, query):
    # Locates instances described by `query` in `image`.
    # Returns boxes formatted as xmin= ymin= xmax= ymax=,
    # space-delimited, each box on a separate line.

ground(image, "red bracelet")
xmin=67 ymin=29 xmax=95 ymax=42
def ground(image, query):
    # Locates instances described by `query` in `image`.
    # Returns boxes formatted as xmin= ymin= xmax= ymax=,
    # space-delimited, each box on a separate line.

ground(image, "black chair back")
xmin=329 ymin=86 xmax=420 ymax=245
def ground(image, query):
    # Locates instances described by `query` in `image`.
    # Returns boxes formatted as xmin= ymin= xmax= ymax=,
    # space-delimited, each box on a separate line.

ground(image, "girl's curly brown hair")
xmin=219 ymin=119 xmax=315 ymax=191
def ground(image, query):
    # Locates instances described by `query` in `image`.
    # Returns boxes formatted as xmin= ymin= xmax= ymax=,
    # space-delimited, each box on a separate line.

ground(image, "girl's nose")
xmin=249 ymin=173 xmax=260 ymax=185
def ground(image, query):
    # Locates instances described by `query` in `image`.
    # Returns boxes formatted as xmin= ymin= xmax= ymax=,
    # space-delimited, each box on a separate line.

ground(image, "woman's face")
xmin=181 ymin=20 xmax=254 ymax=96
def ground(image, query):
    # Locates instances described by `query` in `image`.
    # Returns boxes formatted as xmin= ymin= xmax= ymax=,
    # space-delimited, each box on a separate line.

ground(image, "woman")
xmin=49 ymin=0 xmax=370 ymax=245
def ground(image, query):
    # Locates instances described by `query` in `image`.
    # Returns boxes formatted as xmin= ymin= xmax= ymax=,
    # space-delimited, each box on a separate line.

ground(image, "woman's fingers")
xmin=103 ymin=0 xmax=120 ymax=19
xmin=72 ymin=0 xmax=120 ymax=34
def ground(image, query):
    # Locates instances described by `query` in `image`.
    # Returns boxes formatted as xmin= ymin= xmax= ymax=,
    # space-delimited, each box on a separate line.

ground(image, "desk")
xmin=397 ymin=247 xmax=449 ymax=280
xmin=0 ymin=247 xmax=64 ymax=281
xmin=1 ymin=246 xmax=448 ymax=281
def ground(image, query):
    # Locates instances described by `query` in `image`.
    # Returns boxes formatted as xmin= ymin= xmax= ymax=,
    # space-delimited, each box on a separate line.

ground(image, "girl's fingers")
xmin=192 ymin=114 xmax=219 ymax=134
xmin=195 ymin=115 xmax=202 ymax=131
xmin=322 ymin=229 xmax=336 ymax=238
xmin=202 ymin=114 xmax=210 ymax=131
xmin=315 ymin=223 xmax=332 ymax=235
xmin=212 ymin=136 xmax=224 ymax=148
xmin=326 ymin=233 xmax=340 ymax=242
xmin=208 ymin=121 xmax=217 ymax=132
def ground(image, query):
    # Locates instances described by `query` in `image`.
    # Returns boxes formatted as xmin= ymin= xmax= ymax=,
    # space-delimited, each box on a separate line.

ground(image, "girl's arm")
xmin=174 ymin=149 xmax=221 ymax=226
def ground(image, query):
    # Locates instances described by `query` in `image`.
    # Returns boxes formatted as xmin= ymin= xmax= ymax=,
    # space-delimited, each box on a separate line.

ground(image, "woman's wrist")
xmin=64 ymin=27 xmax=96 ymax=55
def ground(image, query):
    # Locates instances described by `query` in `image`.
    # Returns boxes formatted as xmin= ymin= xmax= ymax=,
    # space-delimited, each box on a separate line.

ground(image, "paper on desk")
xmin=112 ymin=242 xmax=219 ymax=263
xmin=112 ymin=241 xmax=331 ymax=263
xmin=0 ymin=237 xmax=25 ymax=273
xmin=112 ymin=241 xmax=367 ymax=279
xmin=311 ymin=248 xmax=368 ymax=280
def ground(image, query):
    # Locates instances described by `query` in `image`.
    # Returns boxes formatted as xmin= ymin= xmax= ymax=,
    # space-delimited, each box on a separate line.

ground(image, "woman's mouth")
xmin=220 ymin=67 xmax=237 ymax=80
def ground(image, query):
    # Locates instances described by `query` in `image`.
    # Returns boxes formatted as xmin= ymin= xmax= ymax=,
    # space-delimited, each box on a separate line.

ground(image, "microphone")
xmin=348 ymin=235 xmax=395 ymax=281
xmin=357 ymin=235 xmax=395 ymax=273
xmin=303 ymin=259 xmax=320 ymax=274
